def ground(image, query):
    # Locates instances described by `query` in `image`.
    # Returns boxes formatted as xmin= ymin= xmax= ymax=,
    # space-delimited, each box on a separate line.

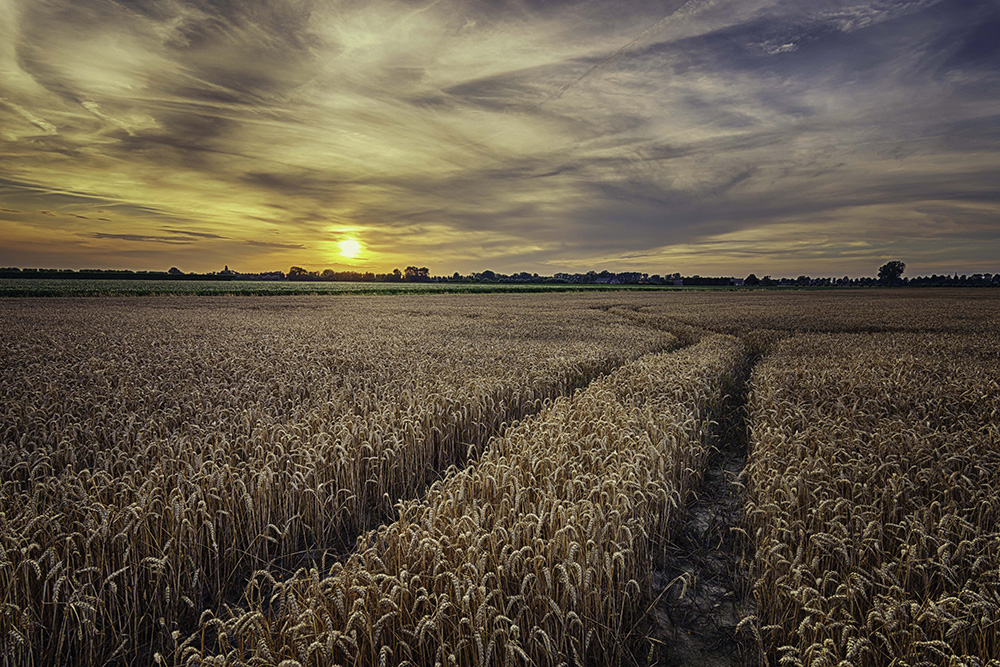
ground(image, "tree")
xmin=404 ymin=266 xmax=430 ymax=282
xmin=288 ymin=266 xmax=308 ymax=280
xmin=168 ymin=267 xmax=183 ymax=275
xmin=744 ymin=273 xmax=760 ymax=286
xmin=878 ymin=261 xmax=906 ymax=285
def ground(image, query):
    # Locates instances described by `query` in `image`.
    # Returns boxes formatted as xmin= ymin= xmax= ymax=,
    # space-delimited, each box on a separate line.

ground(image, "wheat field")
xmin=1 ymin=290 xmax=998 ymax=667
xmin=183 ymin=334 xmax=747 ymax=666
xmin=0 ymin=296 xmax=669 ymax=666
xmin=745 ymin=333 xmax=1000 ymax=666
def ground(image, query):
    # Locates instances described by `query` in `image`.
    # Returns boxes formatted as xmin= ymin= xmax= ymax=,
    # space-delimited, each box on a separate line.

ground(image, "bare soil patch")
xmin=629 ymin=361 xmax=758 ymax=666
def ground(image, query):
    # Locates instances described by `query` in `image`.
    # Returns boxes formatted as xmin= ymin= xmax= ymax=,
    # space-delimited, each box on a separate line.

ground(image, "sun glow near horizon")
xmin=338 ymin=238 xmax=363 ymax=260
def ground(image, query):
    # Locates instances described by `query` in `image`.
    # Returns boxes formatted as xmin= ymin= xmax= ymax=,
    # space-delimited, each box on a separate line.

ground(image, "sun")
xmin=338 ymin=238 xmax=363 ymax=259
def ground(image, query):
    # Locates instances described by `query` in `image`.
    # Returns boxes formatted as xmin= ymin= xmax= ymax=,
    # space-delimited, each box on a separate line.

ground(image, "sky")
xmin=1 ymin=0 xmax=998 ymax=277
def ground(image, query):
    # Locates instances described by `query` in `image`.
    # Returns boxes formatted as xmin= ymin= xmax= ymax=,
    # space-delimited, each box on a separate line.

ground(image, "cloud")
xmin=0 ymin=0 xmax=998 ymax=275
xmin=245 ymin=239 xmax=306 ymax=250
xmin=88 ymin=227 xmax=229 ymax=247
xmin=93 ymin=232 xmax=192 ymax=245
xmin=160 ymin=227 xmax=227 ymax=239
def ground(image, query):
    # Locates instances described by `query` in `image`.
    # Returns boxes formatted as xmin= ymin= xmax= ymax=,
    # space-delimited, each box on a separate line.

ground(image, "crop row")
xmin=746 ymin=333 xmax=1000 ymax=666
xmin=179 ymin=334 xmax=748 ymax=666
xmin=0 ymin=297 xmax=671 ymax=666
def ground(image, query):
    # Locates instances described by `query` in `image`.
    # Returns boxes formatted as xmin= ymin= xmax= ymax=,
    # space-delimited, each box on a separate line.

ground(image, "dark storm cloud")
xmin=1 ymin=0 xmax=998 ymax=274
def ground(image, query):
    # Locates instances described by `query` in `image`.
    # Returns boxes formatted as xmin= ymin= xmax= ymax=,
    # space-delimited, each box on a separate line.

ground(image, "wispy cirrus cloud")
xmin=0 ymin=0 xmax=997 ymax=275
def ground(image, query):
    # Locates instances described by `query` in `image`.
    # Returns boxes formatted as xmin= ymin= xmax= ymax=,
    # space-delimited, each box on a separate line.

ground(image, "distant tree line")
xmin=0 ymin=267 xmax=247 ymax=281
xmin=2 ymin=261 xmax=997 ymax=287
xmin=287 ymin=266 xmax=432 ymax=282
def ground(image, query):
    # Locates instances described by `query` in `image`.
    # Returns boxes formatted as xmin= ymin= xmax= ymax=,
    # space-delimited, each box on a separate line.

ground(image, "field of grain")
xmin=745 ymin=333 xmax=1000 ymax=666
xmin=1 ymin=290 xmax=998 ymax=667
xmin=0 ymin=296 xmax=670 ymax=666
xmin=184 ymin=334 xmax=748 ymax=666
